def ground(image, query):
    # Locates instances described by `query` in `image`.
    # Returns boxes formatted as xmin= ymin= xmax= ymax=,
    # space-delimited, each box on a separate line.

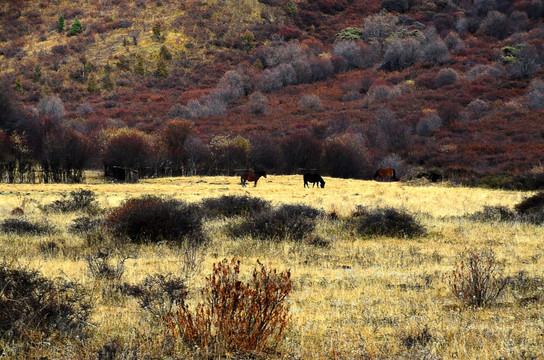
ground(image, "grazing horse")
xmin=241 ymin=170 xmax=267 ymax=187
xmin=373 ymin=168 xmax=398 ymax=182
xmin=303 ymin=173 xmax=325 ymax=188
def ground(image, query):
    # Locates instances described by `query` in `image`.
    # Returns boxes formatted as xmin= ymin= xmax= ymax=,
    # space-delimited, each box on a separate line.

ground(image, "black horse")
xmin=241 ymin=170 xmax=267 ymax=187
xmin=303 ymin=173 xmax=325 ymax=188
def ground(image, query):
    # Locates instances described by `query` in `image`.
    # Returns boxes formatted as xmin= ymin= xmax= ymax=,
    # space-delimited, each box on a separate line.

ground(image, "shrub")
xmin=416 ymin=113 xmax=442 ymax=137
xmin=105 ymin=196 xmax=206 ymax=244
xmin=229 ymin=204 xmax=322 ymax=241
xmin=380 ymin=0 xmax=409 ymax=12
xmin=38 ymin=95 xmax=65 ymax=120
xmin=527 ymin=79 xmax=544 ymax=110
xmin=356 ymin=207 xmax=426 ymax=238
xmin=69 ymin=216 xmax=102 ymax=233
xmin=469 ymin=206 xmax=517 ymax=223
xmin=165 ymin=258 xmax=292 ymax=355
xmin=514 ymin=192 xmax=544 ymax=224
xmin=434 ymin=68 xmax=458 ymax=88
xmin=0 ymin=262 xmax=92 ymax=342
xmin=447 ymin=248 xmax=509 ymax=307
xmin=382 ymin=38 xmax=421 ymax=71
xmin=1 ymin=218 xmax=53 ymax=235
xmin=335 ymin=27 xmax=362 ymax=41
xmin=85 ymin=249 xmax=128 ymax=281
xmin=168 ymin=103 xmax=194 ymax=119
xmin=121 ymin=273 xmax=187 ymax=318
xmin=246 ymin=92 xmax=268 ymax=115
xmin=423 ymin=40 xmax=450 ymax=66
xmin=299 ymin=93 xmax=322 ymax=111
xmin=479 ymin=10 xmax=512 ymax=39
xmin=43 ymin=189 xmax=100 ymax=214
xmin=201 ymin=195 xmax=272 ymax=219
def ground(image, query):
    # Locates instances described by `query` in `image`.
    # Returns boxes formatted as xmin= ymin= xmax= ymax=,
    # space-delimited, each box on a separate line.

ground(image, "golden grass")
xmin=0 ymin=175 xmax=543 ymax=359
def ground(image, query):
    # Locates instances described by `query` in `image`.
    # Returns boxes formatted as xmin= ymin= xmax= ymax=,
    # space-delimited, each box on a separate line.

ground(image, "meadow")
xmin=0 ymin=174 xmax=543 ymax=359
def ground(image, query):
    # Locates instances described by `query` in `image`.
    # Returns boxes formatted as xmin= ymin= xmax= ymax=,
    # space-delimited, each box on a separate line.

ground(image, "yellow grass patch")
xmin=0 ymin=175 xmax=542 ymax=358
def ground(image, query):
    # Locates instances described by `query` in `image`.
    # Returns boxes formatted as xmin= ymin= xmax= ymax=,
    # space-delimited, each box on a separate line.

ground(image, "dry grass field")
xmin=0 ymin=174 xmax=543 ymax=359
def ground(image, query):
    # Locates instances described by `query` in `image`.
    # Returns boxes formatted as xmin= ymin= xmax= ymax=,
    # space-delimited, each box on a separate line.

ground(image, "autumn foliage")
xmin=165 ymin=258 xmax=292 ymax=355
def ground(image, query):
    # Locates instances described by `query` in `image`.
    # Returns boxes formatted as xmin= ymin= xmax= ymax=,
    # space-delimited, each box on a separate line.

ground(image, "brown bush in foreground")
xmin=165 ymin=258 xmax=292 ymax=356
xmin=447 ymin=249 xmax=509 ymax=308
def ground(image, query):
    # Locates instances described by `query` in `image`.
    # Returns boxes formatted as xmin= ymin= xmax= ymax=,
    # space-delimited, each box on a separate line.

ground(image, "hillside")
xmin=1 ymin=0 xmax=544 ymax=185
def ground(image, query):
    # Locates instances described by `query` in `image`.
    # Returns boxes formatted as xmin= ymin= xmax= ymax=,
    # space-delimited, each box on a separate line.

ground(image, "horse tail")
xmin=393 ymin=168 xmax=397 ymax=181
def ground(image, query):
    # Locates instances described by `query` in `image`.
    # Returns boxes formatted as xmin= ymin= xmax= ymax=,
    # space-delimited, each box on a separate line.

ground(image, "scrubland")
xmin=0 ymin=175 xmax=543 ymax=359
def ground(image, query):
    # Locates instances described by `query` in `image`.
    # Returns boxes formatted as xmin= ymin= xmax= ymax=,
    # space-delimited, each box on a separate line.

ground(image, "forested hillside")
xmin=1 ymin=0 xmax=544 ymax=187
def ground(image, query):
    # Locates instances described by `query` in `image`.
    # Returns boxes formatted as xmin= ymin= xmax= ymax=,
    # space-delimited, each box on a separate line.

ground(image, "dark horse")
xmin=241 ymin=170 xmax=267 ymax=187
xmin=303 ymin=173 xmax=325 ymax=188
xmin=373 ymin=168 xmax=398 ymax=182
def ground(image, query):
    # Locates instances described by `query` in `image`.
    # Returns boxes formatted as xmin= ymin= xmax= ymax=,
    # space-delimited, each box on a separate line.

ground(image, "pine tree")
xmin=87 ymin=74 xmax=99 ymax=93
xmin=70 ymin=17 xmax=83 ymax=36
xmin=15 ymin=78 xmax=23 ymax=93
xmin=156 ymin=59 xmax=169 ymax=77
xmin=32 ymin=65 xmax=42 ymax=82
xmin=135 ymin=55 xmax=145 ymax=76
xmin=57 ymin=15 xmax=65 ymax=33
xmin=102 ymin=65 xmax=114 ymax=91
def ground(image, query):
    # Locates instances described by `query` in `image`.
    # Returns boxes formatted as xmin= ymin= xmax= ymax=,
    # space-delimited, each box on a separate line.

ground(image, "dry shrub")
xmin=447 ymin=248 xmax=509 ymax=308
xmin=105 ymin=196 xmax=206 ymax=244
xmin=469 ymin=206 xmax=517 ymax=223
xmin=165 ymin=258 xmax=292 ymax=356
xmin=200 ymin=195 xmax=271 ymax=219
xmin=356 ymin=207 xmax=426 ymax=238
xmin=229 ymin=204 xmax=322 ymax=241
xmin=42 ymin=189 xmax=100 ymax=214
xmin=0 ymin=262 xmax=92 ymax=343
xmin=122 ymin=273 xmax=187 ymax=319
xmin=1 ymin=217 xmax=53 ymax=235
xmin=514 ymin=192 xmax=544 ymax=224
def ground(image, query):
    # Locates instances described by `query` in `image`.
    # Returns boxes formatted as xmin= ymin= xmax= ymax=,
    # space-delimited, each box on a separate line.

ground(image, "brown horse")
xmin=241 ymin=170 xmax=267 ymax=187
xmin=373 ymin=168 xmax=398 ymax=182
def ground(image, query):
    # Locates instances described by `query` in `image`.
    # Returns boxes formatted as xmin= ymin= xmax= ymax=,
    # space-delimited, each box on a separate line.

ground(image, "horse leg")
xmin=304 ymin=180 xmax=308 ymax=188
xmin=254 ymin=180 xmax=258 ymax=187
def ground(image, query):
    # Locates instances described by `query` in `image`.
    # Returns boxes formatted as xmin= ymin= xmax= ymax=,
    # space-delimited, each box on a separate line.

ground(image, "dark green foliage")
xmin=43 ymin=189 xmax=100 ymax=214
xmin=0 ymin=262 xmax=92 ymax=342
xmin=200 ymin=195 xmax=271 ymax=218
xmin=159 ymin=45 xmax=172 ymax=60
xmin=229 ymin=203 xmax=322 ymax=241
xmin=105 ymin=196 xmax=206 ymax=244
xmin=57 ymin=15 xmax=65 ymax=33
xmin=1 ymin=218 xmax=52 ymax=235
xmin=32 ymin=65 xmax=42 ymax=82
xmin=70 ymin=17 xmax=83 ymax=36
xmin=355 ymin=207 xmax=426 ymax=238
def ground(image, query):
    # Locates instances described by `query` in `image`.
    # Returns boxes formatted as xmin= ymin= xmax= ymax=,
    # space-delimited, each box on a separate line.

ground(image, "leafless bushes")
xmin=165 ymin=258 xmax=292 ymax=356
xmin=447 ymin=248 xmax=508 ymax=307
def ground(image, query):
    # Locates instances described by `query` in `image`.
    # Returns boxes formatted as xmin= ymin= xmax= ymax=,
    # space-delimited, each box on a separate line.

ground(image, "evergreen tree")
xmin=57 ymin=15 xmax=65 ymax=33
xmin=32 ymin=65 xmax=42 ymax=82
xmin=156 ymin=59 xmax=168 ymax=77
xmin=87 ymin=74 xmax=99 ymax=93
xmin=70 ymin=17 xmax=83 ymax=36
xmin=135 ymin=55 xmax=145 ymax=76
xmin=15 ymin=78 xmax=23 ymax=93
xmin=102 ymin=65 xmax=114 ymax=91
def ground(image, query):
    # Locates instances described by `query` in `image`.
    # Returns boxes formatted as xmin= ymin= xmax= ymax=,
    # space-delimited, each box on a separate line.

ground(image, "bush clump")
xmin=355 ymin=207 xmax=426 ymax=238
xmin=105 ymin=196 xmax=206 ymax=244
xmin=229 ymin=204 xmax=322 ymax=241
xmin=0 ymin=262 xmax=92 ymax=343
xmin=165 ymin=258 xmax=292 ymax=356
xmin=1 ymin=218 xmax=53 ymax=235
xmin=43 ymin=189 xmax=100 ymax=214
xmin=200 ymin=195 xmax=272 ymax=219
xmin=469 ymin=206 xmax=517 ymax=223
xmin=447 ymin=248 xmax=509 ymax=307
xmin=515 ymin=192 xmax=544 ymax=224
xmin=69 ymin=216 xmax=102 ymax=233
